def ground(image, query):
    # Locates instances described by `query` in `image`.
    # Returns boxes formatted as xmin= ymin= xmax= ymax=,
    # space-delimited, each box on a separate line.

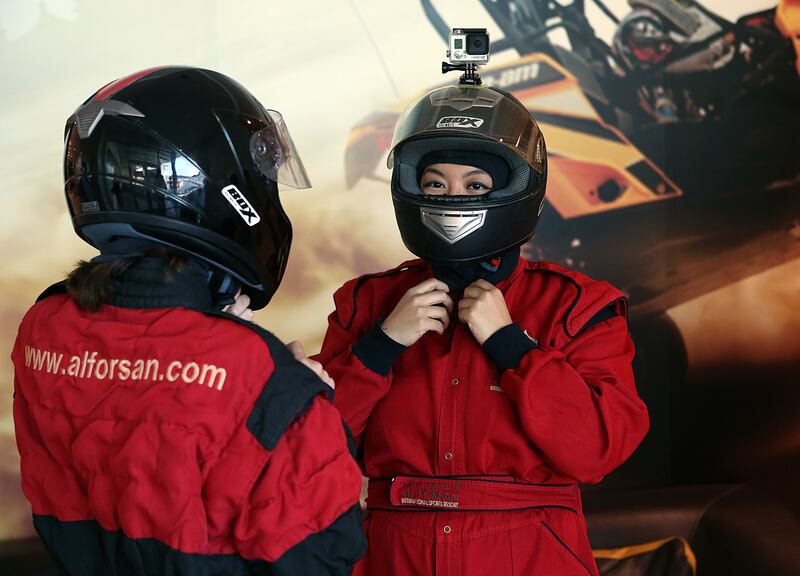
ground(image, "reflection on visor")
xmin=249 ymin=110 xmax=311 ymax=189
xmin=158 ymin=155 xmax=204 ymax=197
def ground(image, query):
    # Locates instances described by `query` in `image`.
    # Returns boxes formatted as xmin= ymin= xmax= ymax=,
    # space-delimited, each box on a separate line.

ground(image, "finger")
xmin=471 ymin=279 xmax=496 ymax=291
xmin=227 ymin=294 xmax=251 ymax=316
xmin=425 ymin=304 xmax=450 ymax=320
xmin=411 ymin=277 xmax=450 ymax=295
xmin=240 ymin=309 xmax=255 ymax=322
xmin=413 ymin=290 xmax=455 ymax=308
xmin=423 ymin=318 xmax=446 ymax=335
xmin=408 ymin=278 xmax=437 ymax=295
xmin=432 ymin=278 xmax=450 ymax=293
xmin=458 ymin=298 xmax=475 ymax=311
xmin=310 ymin=365 xmax=333 ymax=389
xmin=441 ymin=293 xmax=454 ymax=313
xmin=425 ymin=305 xmax=450 ymax=330
xmin=301 ymin=358 xmax=323 ymax=373
xmin=463 ymin=285 xmax=487 ymax=300
xmin=235 ymin=292 xmax=251 ymax=309
xmin=287 ymin=340 xmax=306 ymax=360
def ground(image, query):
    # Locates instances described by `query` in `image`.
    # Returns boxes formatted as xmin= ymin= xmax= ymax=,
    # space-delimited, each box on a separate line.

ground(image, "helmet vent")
xmin=429 ymin=86 xmax=502 ymax=111
xmin=74 ymin=100 xmax=145 ymax=138
xmin=77 ymin=108 xmax=104 ymax=138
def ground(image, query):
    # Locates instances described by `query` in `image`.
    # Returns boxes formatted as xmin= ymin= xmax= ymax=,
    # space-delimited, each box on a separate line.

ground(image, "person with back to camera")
xmin=315 ymin=62 xmax=650 ymax=574
xmin=12 ymin=66 xmax=366 ymax=575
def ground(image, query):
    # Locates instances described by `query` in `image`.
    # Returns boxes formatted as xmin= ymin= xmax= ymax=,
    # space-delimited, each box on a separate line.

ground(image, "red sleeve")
xmin=499 ymin=314 xmax=649 ymax=484
xmin=233 ymin=395 xmax=364 ymax=564
xmin=313 ymin=281 xmax=394 ymax=445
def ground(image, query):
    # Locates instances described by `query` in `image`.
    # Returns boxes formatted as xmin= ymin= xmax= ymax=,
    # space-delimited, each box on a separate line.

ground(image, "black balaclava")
xmin=92 ymin=237 xmax=240 ymax=310
xmin=417 ymin=150 xmax=516 ymax=291
xmin=431 ymin=247 xmax=520 ymax=293
xmin=417 ymin=150 xmax=510 ymax=191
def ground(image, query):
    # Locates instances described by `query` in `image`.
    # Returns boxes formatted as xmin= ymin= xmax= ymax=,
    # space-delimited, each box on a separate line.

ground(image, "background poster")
xmin=1 ymin=0 xmax=797 ymax=542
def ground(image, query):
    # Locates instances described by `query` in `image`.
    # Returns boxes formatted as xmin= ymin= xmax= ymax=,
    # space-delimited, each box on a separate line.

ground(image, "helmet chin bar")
xmin=420 ymin=208 xmax=487 ymax=245
xmin=393 ymin=192 xmax=541 ymax=265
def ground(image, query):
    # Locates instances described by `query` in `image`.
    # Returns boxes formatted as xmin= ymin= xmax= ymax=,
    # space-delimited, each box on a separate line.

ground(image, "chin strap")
xmin=207 ymin=269 xmax=241 ymax=310
xmin=481 ymin=256 xmax=502 ymax=272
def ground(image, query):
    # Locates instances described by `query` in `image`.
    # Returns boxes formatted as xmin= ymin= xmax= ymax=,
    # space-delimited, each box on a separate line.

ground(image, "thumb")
xmin=287 ymin=340 xmax=306 ymax=360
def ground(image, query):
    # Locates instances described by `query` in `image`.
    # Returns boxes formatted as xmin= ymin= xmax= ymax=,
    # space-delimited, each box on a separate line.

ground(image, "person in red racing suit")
xmin=315 ymin=83 xmax=649 ymax=575
xmin=12 ymin=67 xmax=366 ymax=575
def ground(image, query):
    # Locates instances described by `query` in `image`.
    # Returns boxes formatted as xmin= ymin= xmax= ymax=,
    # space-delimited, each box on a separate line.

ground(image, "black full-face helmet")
xmin=63 ymin=66 xmax=310 ymax=309
xmin=388 ymin=84 xmax=547 ymax=265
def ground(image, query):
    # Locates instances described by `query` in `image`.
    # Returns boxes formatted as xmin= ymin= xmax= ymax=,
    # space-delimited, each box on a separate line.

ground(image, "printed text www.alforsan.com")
xmin=23 ymin=346 xmax=227 ymax=391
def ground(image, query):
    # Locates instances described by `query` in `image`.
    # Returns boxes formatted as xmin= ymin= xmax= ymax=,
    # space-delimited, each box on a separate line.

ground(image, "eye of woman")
xmin=466 ymin=181 xmax=491 ymax=191
xmin=421 ymin=179 xmax=447 ymax=193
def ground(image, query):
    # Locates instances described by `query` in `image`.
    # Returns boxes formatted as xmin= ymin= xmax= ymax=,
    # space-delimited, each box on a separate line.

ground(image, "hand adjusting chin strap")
xmin=431 ymin=247 xmax=519 ymax=293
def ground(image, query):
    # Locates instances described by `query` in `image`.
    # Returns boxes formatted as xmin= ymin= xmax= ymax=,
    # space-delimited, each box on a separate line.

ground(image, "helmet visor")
xmin=248 ymin=110 xmax=311 ymax=189
xmin=64 ymin=119 xmax=210 ymax=222
xmin=388 ymin=85 xmax=545 ymax=173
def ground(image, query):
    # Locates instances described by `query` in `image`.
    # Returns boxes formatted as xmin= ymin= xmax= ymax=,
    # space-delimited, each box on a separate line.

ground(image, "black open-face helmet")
xmin=389 ymin=84 xmax=547 ymax=265
xmin=63 ymin=66 xmax=310 ymax=309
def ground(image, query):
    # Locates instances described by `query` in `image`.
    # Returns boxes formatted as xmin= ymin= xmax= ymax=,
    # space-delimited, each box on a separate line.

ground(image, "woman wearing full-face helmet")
xmin=12 ymin=67 xmax=366 ymax=575
xmin=316 ymin=83 xmax=649 ymax=575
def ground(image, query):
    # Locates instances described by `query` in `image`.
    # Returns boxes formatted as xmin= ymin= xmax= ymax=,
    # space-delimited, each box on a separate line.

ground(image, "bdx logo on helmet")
xmin=436 ymin=116 xmax=484 ymax=128
xmin=222 ymin=185 xmax=261 ymax=226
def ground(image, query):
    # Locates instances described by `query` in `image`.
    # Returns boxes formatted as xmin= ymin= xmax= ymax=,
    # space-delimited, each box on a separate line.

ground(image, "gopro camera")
xmin=446 ymin=28 xmax=490 ymax=64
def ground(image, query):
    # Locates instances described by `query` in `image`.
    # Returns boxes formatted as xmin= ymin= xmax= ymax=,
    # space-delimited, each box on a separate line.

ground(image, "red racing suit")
xmin=316 ymin=257 xmax=649 ymax=575
xmin=12 ymin=261 xmax=366 ymax=575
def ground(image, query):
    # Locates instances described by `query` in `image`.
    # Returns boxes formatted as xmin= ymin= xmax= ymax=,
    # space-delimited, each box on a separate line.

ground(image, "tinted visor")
xmin=64 ymin=119 xmax=209 ymax=222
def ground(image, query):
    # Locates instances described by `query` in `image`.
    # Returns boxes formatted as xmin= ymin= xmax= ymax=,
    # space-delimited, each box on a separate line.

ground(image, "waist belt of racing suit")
xmin=367 ymin=475 xmax=582 ymax=513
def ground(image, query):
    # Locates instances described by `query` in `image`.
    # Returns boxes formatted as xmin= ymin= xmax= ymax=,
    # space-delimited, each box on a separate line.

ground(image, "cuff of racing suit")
xmin=483 ymin=323 xmax=538 ymax=371
xmin=352 ymin=319 xmax=407 ymax=376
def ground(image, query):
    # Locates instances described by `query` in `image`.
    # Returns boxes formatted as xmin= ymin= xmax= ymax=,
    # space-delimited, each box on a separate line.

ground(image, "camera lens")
xmin=466 ymin=33 xmax=489 ymax=55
